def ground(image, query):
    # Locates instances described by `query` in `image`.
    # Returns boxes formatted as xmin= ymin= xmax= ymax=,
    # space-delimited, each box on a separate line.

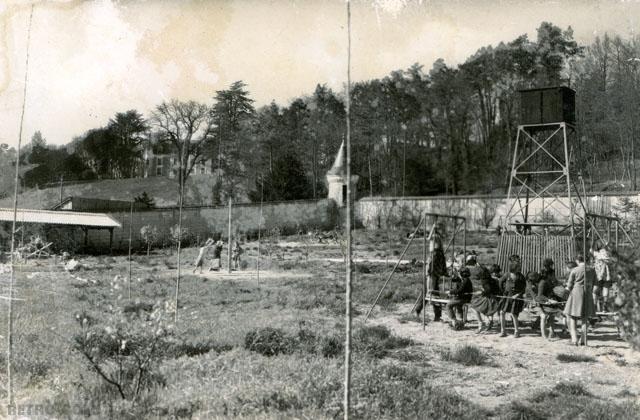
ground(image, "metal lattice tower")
xmin=504 ymin=121 xmax=582 ymax=236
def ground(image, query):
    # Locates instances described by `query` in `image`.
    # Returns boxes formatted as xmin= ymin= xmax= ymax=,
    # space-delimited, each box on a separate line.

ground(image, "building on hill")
xmin=142 ymin=141 xmax=213 ymax=179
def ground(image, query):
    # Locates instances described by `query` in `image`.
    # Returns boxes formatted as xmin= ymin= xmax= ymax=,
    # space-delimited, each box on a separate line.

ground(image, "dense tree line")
xmin=12 ymin=22 xmax=640 ymax=203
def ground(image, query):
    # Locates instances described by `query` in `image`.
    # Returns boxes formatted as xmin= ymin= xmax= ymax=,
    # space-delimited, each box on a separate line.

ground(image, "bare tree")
xmin=151 ymin=100 xmax=214 ymax=189
xmin=152 ymin=100 xmax=213 ymax=324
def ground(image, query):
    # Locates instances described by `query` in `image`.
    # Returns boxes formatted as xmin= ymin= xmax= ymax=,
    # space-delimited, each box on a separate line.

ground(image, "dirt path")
xmin=361 ymin=304 xmax=640 ymax=410
xmin=190 ymin=269 xmax=313 ymax=281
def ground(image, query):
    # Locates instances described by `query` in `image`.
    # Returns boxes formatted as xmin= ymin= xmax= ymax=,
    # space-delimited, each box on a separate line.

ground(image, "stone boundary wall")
xmin=86 ymin=199 xmax=338 ymax=251
xmin=357 ymin=193 xmax=640 ymax=231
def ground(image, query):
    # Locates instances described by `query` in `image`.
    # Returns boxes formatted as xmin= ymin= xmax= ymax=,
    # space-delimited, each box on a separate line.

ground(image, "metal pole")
xmin=364 ymin=216 xmax=424 ymax=322
xmin=505 ymin=127 xmax=522 ymax=225
xmin=563 ymin=124 xmax=574 ymax=237
xmin=127 ymin=201 xmax=133 ymax=300
xmin=227 ymin=197 xmax=232 ymax=273
xmin=8 ymin=5 xmax=34 ymax=407
xmin=344 ymin=1 xmax=352 ymax=417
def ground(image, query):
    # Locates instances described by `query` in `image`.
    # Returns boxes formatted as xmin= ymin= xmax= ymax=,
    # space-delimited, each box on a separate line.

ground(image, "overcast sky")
xmin=1 ymin=0 xmax=640 ymax=148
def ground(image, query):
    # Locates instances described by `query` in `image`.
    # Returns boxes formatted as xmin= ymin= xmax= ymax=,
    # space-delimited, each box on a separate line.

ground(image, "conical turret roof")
xmin=327 ymin=141 xmax=345 ymax=176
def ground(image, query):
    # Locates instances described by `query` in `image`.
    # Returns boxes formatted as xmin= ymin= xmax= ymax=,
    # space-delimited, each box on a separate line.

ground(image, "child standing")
xmin=210 ymin=240 xmax=224 ymax=271
xmin=498 ymin=255 xmax=526 ymax=338
xmin=232 ymin=241 xmax=243 ymax=270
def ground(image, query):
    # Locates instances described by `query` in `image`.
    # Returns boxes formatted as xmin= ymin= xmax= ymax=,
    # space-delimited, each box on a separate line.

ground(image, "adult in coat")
xmin=563 ymin=255 xmax=596 ymax=346
xmin=415 ymin=236 xmax=447 ymax=321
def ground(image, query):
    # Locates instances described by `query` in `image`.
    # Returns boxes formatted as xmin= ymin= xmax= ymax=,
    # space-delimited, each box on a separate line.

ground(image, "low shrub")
xmin=123 ymin=300 xmax=154 ymax=314
xmin=501 ymin=381 xmax=640 ymax=420
xmin=320 ymin=335 xmax=343 ymax=358
xmin=353 ymin=325 xmax=413 ymax=358
xmin=440 ymin=345 xmax=489 ymax=366
xmin=167 ymin=339 xmax=234 ymax=358
xmin=612 ymin=252 xmax=640 ymax=350
xmin=556 ymin=353 xmax=596 ymax=363
xmin=295 ymin=328 xmax=318 ymax=354
xmin=16 ymin=355 xmax=51 ymax=386
xmin=615 ymin=389 xmax=636 ymax=398
xmin=530 ymin=381 xmax=592 ymax=403
xmin=72 ymin=299 xmax=174 ymax=402
xmin=244 ymin=328 xmax=295 ymax=357
xmin=260 ymin=391 xmax=303 ymax=412
xmin=551 ymin=381 xmax=593 ymax=397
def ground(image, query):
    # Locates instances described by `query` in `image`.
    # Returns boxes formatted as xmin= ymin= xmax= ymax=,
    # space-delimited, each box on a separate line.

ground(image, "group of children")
xmin=192 ymin=238 xmax=244 ymax=274
xmin=417 ymin=237 xmax=620 ymax=346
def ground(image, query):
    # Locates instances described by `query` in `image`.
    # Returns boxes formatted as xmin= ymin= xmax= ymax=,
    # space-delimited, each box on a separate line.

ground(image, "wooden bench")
xmin=424 ymin=294 xmax=470 ymax=323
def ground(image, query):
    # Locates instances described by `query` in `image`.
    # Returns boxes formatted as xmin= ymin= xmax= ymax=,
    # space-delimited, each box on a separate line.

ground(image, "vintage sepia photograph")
xmin=2 ymin=0 xmax=640 ymax=418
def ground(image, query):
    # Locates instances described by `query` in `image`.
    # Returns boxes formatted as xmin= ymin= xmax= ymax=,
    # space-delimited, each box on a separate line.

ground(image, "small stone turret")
xmin=326 ymin=141 xmax=358 ymax=207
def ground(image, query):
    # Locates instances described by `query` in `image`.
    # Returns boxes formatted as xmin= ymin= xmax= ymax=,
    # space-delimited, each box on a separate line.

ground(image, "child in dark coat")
xmin=447 ymin=266 xmax=473 ymax=330
xmin=210 ymin=240 xmax=224 ymax=271
xmin=469 ymin=267 xmax=500 ymax=333
xmin=232 ymin=241 xmax=243 ymax=270
xmin=498 ymin=255 xmax=526 ymax=338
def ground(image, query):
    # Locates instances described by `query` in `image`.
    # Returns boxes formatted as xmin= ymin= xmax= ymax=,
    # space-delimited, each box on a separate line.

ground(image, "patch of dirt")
xmin=361 ymin=303 xmax=640 ymax=411
xmin=191 ymin=270 xmax=312 ymax=281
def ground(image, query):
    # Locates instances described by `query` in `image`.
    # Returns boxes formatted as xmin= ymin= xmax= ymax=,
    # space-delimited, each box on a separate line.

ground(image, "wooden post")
xmin=127 ymin=202 xmax=133 ymax=300
xmin=257 ymin=177 xmax=264 ymax=285
xmin=463 ymin=219 xmax=466 ymax=262
xmin=174 ymin=152 xmax=185 ymax=324
xmin=343 ymin=0 xmax=351 ymax=420
xmin=582 ymin=214 xmax=588 ymax=346
xmin=451 ymin=216 xmax=455 ymax=267
xmin=422 ymin=215 xmax=427 ymax=330
xmin=227 ymin=197 xmax=232 ymax=274
xmin=108 ymin=228 xmax=113 ymax=255
xmin=344 ymin=2 xmax=353 ymax=417
xmin=6 ymin=7 xmax=34 ymax=406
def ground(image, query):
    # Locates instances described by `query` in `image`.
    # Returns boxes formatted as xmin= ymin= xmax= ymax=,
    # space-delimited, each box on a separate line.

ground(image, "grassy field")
xmin=0 ymin=229 xmax=638 ymax=419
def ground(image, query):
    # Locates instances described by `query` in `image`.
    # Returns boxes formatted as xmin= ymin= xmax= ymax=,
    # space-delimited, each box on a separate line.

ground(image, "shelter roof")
xmin=0 ymin=208 xmax=121 ymax=228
